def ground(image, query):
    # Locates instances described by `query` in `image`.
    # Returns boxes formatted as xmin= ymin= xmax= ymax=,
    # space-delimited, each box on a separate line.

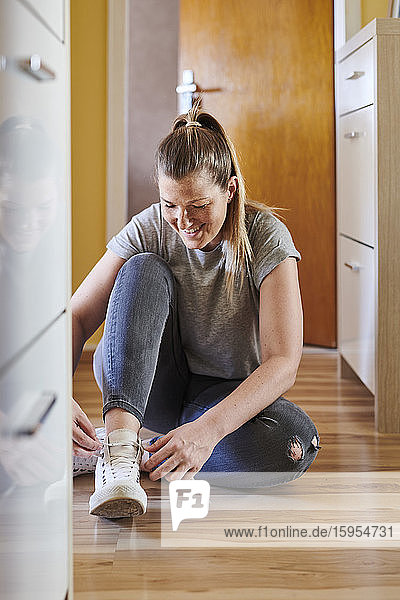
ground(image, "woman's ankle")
xmin=104 ymin=407 xmax=141 ymax=436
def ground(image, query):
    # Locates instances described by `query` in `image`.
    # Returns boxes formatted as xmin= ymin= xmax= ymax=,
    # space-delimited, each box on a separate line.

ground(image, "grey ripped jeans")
xmin=93 ymin=252 xmax=320 ymax=488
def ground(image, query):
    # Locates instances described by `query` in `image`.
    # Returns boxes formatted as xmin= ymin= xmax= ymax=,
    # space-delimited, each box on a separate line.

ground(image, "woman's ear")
xmin=227 ymin=176 xmax=238 ymax=202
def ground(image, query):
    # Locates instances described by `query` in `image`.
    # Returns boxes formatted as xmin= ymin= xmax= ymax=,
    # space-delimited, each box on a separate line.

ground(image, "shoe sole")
xmin=89 ymin=497 xmax=145 ymax=518
xmin=89 ymin=485 xmax=147 ymax=519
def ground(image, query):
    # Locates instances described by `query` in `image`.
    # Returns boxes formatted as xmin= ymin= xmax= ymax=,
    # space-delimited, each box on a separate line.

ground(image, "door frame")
xmin=106 ymin=0 xmax=129 ymax=241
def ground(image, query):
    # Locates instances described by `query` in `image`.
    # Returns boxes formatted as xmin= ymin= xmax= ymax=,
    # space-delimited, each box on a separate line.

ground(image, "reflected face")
xmin=159 ymin=172 xmax=236 ymax=252
xmin=0 ymin=177 xmax=58 ymax=253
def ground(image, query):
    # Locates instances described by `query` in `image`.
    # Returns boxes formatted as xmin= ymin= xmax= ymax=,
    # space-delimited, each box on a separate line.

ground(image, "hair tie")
xmin=186 ymin=121 xmax=202 ymax=128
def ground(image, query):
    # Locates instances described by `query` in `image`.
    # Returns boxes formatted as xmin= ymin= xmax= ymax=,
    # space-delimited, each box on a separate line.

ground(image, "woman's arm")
xmin=71 ymin=249 xmax=127 ymax=372
xmin=143 ymin=256 xmax=303 ymax=479
xmin=70 ymin=249 xmax=126 ymax=455
xmin=201 ymin=256 xmax=303 ymax=439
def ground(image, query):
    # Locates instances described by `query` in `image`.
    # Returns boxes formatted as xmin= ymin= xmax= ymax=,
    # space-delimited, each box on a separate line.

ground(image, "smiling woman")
xmin=71 ymin=101 xmax=320 ymax=519
xmin=159 ymin=173 xmax=234 ymax=252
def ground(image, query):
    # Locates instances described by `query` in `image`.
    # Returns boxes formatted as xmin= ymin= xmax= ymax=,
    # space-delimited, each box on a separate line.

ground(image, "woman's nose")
xmin=177 ymin=208 xmax=193 ymax=228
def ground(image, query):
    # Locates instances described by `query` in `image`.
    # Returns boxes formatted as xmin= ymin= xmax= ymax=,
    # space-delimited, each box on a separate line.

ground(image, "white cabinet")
xmin=0 ymin=0 xmax=72 ymax=597
xmin=338 ymin=105 xmax=375 ymax=247
xmin=0 ymin=314 xmax=69 ymax=599
xmin=0 ymin=0 xmax=69 ymax=370
xmin=337 ymin=38 xmax=374 ymax=114
xmin=22 ymin=0 xmax=65 ymax=42
xmin=339 ymin=236 xmax=375 ymax=394
xmin=336 ymin=19 xmax=400 ymax=433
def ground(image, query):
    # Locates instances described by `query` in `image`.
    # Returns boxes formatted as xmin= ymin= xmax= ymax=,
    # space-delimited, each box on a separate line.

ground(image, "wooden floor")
xmin=73 ymin=349 xmax=400 ymax=599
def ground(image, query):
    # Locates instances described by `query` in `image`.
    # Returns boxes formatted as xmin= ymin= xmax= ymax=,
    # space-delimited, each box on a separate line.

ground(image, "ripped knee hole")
xmin=287 ymin=436 xmax=304 ymax=461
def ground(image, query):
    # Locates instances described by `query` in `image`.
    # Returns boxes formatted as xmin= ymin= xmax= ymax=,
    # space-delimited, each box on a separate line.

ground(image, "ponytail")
xmin=155 ymin=99 xmax=282 ymax=302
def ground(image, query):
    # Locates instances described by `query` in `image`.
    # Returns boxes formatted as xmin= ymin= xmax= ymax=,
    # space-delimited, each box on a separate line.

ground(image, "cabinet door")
xmin=22 ymin=0 xmax=65 ymax=42
xmin=0 ymin=313 xmax=70 ymax=600
xmin=337 ymin=104 xmax=375 ymax=247
xmin=339 ymin=235 xmax=375 ymax=394
xmin=0 ymin=0 xmax=69 ymax=370
xmin=337 ymin=39 xmax=374 ymax=115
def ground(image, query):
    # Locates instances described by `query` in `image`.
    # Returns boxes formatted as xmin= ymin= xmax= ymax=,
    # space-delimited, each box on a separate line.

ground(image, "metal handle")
xmin=1 ymin=391 xmax=57 ymax=437
xmin=176 ymin=69 xmax=199 ymax=113
xmin=176 ymin=83 xmax=197 ymax=94
xmin=0 ymin=55 xmax=6 ymax=72
xmin=18 ymin=54 xmax=56 ymax=81
xmin=344 ymin=261 xmax=361 ymax=272
xmin=344 ymin=131 xmax=365 ymax=139
xmin=345 ymin=70 xmax=365 ymax=80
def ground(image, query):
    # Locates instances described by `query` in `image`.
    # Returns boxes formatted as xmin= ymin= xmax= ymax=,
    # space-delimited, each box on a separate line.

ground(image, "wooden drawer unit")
xmin=338 ymin=39 xmax=374 ymax=115
xmin=337 ymin=104 xmax=375 ymax=247
xmin=336 ymin=19 xmax=400 ymax=432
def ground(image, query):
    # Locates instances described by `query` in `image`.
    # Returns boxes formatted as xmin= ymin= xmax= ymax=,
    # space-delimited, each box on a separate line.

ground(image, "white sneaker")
xmin=73 ymin=427 xmax=150 ymax=477
xmin=89 ymin=429 xmax=147 ymax=518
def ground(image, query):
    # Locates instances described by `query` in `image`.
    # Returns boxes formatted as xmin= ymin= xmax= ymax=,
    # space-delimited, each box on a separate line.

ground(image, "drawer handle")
xmin=345 ymin=70 xmax=365 ymax=80
xmin=1 ymin=391 xmax=57 ymax=437
xmin=344 ymin=261 xmax=361 ymax=272
xmin=18 ymin=54 xmax=56 ymax=81
xmin=344 ymin=131 xmax=365 ymax=139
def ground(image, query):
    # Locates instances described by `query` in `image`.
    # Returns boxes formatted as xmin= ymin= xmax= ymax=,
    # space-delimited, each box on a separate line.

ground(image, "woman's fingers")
xmin=72 ymin=422 xmax=101 ymax=451
xmin=143 ymin=438 xmax=174 ymax=471
xmin=71 ymin=398 xmax=101 ymax=453
xmin=142 ymin=433 xmax=170 ymax=455
xmin=148 ymin=455 xmax=181 ymax=481
xmin=74 ymin=405 xmax=98 ymax=441
xmin=72 ymin=440 xmax=100 ymax=457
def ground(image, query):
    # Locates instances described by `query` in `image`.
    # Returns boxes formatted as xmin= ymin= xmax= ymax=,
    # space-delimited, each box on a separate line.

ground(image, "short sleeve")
xmin=106 ymin=203 xmax=162 ymax=259
xmin=248 ymin=211 xmax=301 ymax=290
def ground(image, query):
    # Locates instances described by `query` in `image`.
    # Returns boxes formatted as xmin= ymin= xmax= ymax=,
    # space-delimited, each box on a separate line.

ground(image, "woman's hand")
xmin=72 ymin=398 xmax=102 ymax=457
xmin=142 ymin=420 xmax=221 ymax=481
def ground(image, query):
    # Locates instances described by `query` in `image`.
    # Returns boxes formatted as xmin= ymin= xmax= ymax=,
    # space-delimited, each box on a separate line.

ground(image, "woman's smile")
xmin=180 ymin=223 xmax=204 ymax=236
xmin=159 ymin=172 xmax=234 ymax=252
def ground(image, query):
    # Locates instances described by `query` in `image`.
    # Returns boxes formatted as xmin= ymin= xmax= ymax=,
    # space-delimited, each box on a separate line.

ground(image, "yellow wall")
xmin=70 ymin=0 xmax=107 ymax=346
xmin=361 ymin=0 xmax=389 ymax=27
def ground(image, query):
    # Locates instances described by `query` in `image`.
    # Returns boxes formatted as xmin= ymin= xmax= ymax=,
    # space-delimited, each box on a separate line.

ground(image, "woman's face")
xmin=0 ymin=176 xmax=58 ymax=253
xmin=159 ymin=172 xmax=237 ymax=252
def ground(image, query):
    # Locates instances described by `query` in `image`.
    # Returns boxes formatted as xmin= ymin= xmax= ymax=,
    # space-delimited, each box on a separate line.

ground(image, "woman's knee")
xmin=253 ymin=397 xmax=321 ymax=471
xmin=113 ymin=252 xmax=175 ymax=303
xmin=122 ymin=252 xmax=173 ymax=281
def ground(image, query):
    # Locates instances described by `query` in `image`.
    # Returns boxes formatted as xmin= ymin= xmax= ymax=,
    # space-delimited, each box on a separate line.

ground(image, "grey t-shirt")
xmin=107 ymin=202 xmax=301 ymax=379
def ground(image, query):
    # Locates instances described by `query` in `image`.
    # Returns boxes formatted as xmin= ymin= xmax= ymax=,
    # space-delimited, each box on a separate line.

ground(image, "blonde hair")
xmin=155 ymin=100 xmax=285 ymax=302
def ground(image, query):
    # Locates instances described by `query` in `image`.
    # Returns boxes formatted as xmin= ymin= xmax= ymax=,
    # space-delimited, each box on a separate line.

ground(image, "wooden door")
xmin=180 ymin=0 xmax=336 ymax=347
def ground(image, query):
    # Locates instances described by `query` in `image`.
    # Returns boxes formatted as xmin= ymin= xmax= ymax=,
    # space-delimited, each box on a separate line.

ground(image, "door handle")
xmin=344 ymin=131 xmax=365 ymax=139
xmin=176 ymin=69 xmax=199 ymax=113
xmin=345 ymin=70 xmax=365 ymax=80
xmin=1 ymin=391 xmax=57 ymax=437
xmin=344 ymin=261 xmax=361 ymax=272
xmin=18 ymin=54 xmax=56 ymax=81
xmin=176 ymin=83 xmax=197 ymax=94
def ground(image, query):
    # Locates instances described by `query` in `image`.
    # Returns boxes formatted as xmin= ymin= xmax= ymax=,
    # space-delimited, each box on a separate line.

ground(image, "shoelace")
xmin=104 ymin=439 xmax=144 ymax=478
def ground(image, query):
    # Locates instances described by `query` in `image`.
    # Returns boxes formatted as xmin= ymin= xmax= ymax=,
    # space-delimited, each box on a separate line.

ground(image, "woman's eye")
xmin=163 ymin=203 xmax=207 ymax=209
